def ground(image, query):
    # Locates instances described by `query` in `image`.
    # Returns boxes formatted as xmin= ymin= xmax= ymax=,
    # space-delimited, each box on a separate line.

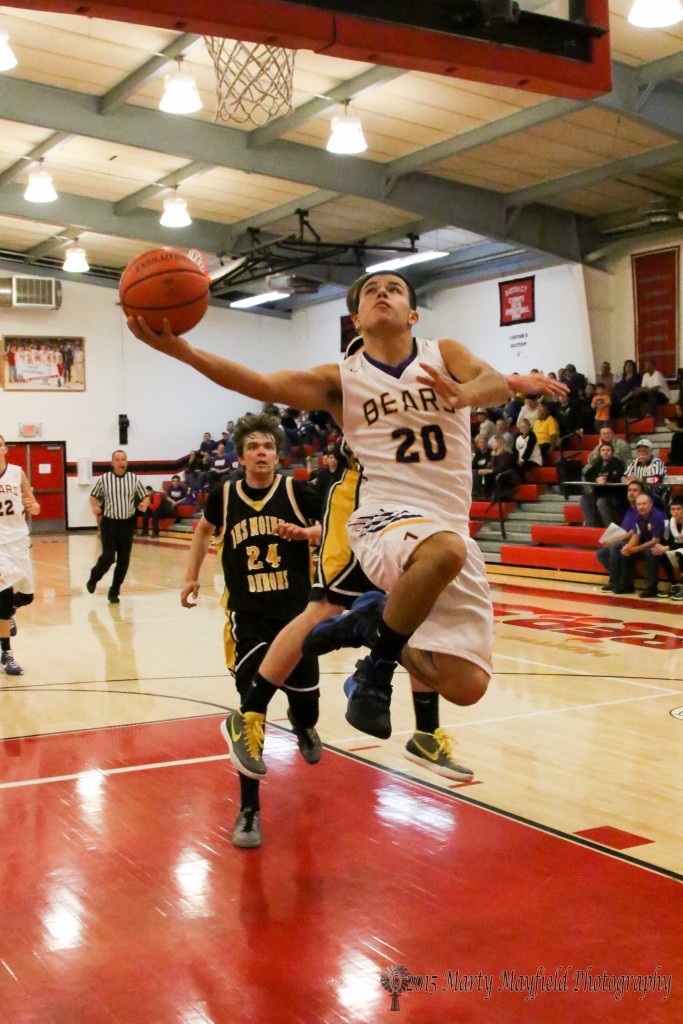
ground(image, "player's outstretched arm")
xmin=508 ymin=373 xmax=568 ymax=399
xmin=421 ymin=340 xmax=510 ymax=409
xmin=127 ymin=316 xmax=342 ymax=417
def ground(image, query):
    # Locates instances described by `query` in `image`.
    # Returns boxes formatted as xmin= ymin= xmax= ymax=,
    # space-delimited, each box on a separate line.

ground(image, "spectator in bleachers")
xmin=219 ymin=431 xmax=237 ymax=457
xmin=580 ymin=442 xmax=627 ymax=527
xmin=199 ymin=431 xmax=216 ymax=454
xmin=624 ymin=439 xmax=667 ymax=503
xmin=587 ymin=425 xmax=632 ymax=468
xmin=652 ymin=500 xmax=683 ymax=599
xmin=595 ymin=360 xmax=618 ymax=394
xmin=515 ymin=417 xmax=543 ymax=476
xmin=664 ymin=403 xmax=683 ymax=465
xmin=474 ymin=408 xmax=496 ymax=444
xmin=638 ymin=358 xmax=670 ymax=420
xmin=504 ymin=377 xmax=524 ymax=424
xmin=210 ymin=442 xmax=236 ymax=483
xmin=532 ymin=403 xmax=560 ymax=464
xmin=614 ymin=359 xmax=642 ymax=417
xmin=490 ymin=436 xmax=520 ymax=501
xmin=140 ymin=487 xmax=176 ymax=538
xmin=280 ymin=407 xmax=301 ymax=455
xmin=611 ymin=492 xmax=666 ymax=598
xmin=488 ymin=418 xmax=514 ymax=450
xmin=309 ymin=445 xmax=344 ymax=494
xmin=167 ymin=475 xmax=190 ymax=520
xmin=472 ymin=434 xmax=494 ymax=500
xmin=591 ymin=382 xmax=612 ymax=433
xmin=556 ymin=391 xmax=584 ymax=439
xmin=184 ymin=451 xmax=204 ymax=497
xmin=517 ymin=395 xmax=540 ymax=429
xmin=564 ymin=363 xmax=587 ymax=401
xmin=597 ymin=480 xmax=645 ymax=591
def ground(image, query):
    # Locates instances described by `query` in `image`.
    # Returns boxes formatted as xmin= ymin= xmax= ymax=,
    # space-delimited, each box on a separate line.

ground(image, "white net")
xmin=204 ymin=37 xmax=296 ymax=127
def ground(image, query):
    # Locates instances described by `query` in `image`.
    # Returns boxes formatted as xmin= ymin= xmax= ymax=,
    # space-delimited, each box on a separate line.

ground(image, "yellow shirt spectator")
xmin=533 ymin=412 xmax=559 ymax=448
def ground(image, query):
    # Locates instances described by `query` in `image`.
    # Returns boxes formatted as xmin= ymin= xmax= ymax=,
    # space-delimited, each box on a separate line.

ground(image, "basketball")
xmin=119 ymin=248 xmax=210 ymax=335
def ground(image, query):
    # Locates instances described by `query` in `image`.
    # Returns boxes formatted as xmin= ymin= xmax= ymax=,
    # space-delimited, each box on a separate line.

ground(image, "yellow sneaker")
xmin=404 ymin=728 xmax=473 ymax=781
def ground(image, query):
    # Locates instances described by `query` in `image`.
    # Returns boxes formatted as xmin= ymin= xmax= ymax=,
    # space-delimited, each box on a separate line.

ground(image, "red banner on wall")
xmin=499 ymin=276 xmax=535 ymax=326
xmin=632 ymin=247 xmax=679 ymax=378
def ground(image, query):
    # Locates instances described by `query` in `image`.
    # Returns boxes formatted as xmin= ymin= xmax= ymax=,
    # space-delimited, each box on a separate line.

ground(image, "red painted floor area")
xmin=0 ymin=717 xmax=681 ymax=1024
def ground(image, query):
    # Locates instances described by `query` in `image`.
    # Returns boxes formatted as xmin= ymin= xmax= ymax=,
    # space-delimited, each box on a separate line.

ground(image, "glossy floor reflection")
xmin=0 ymin=534 xmax=681 ymax=1023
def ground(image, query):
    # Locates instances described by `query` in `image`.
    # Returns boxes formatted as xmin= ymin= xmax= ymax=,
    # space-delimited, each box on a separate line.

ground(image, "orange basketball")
xmin=119 ymin=248 xmax=210 ymax=335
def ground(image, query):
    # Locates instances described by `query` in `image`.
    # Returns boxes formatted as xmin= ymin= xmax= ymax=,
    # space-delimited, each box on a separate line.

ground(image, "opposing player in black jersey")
xmin=181 ymin=413 xmax=321 ymax=849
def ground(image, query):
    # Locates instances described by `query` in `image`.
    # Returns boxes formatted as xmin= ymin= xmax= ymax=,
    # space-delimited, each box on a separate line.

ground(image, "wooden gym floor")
xmin=1 ymin=533 xmax=681 ymax=1024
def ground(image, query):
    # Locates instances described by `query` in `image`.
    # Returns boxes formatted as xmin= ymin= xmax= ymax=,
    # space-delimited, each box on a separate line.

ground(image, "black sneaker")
xmin=108 ymin=590 xmax=120 ymax=604
xmin=600 ymin=584 xmax=615 ymax=593
xmin=639 ymin=587 xmax=660 ymax=598
xmin=302 ymin=591 xmax=386 ymax=656
xmin=286 ymin=708 xmax=322 ymax=765
xmin=343 ymin=656 xmax=395 ymax=739
xmin=86 ymin=577 xmax=97 ymax=594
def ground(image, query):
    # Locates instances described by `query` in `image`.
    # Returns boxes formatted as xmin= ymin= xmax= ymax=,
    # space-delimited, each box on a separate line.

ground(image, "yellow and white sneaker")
xmin=221 ymin=710 xmax=266 ymax=779
xmin=404 ymin=729 xmax=473 ymax=781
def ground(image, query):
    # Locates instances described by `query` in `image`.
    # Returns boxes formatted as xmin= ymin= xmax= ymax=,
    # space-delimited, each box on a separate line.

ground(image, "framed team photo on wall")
xmin=1 ymin=335 xmax=86 ymax=391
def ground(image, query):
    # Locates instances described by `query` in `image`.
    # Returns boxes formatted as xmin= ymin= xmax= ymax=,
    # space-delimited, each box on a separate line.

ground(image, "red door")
xmin=4 ymin=441 xmax=66 ymax=532
xmin=28 ymin=443 xmax=65 ymax=531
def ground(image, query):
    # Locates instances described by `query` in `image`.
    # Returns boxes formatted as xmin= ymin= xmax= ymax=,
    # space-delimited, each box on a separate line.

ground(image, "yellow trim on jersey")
xmin=378 ymin=516 xmax=435 ymax=536
xmin=317 ymin=464 xmax=359 ymax=587
xmin=222 ymin=592 xmax=236 ymax=674
xmin=284 ymin=475 xmax=309 ymax=526
xmin=235 ymin=475 xmax=281 ymax=511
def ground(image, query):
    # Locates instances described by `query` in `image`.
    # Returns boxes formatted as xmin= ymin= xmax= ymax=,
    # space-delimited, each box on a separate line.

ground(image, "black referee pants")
xmin=90 ymin=516 xmax=136 ymax=596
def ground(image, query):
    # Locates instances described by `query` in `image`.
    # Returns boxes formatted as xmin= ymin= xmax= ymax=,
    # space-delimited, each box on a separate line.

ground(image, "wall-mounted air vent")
xmin=0 ymin=276 xmax=62 ymax=308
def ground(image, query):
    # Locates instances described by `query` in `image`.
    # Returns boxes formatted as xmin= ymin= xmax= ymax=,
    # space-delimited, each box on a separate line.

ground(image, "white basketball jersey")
xmin=0 ymin=464 xmax=28 ymax=543
xmin=341 ymin=337 xmax=472 ymax=532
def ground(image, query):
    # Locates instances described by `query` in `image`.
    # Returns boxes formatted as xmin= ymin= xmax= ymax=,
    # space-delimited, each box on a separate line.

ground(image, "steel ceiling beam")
xmin=98 ymin=33 xmax=202 ymax=113
xmin=0 ymin=183 xmax=234 ymax=254
xmin=248 ymin=65 xmax=406 ymax=148
xmin=0 ymin=131 xmax=72 ymax=190
xmin=114 ymin=161 xmax=215 ymax=215
xmin=0 ymin=76 xmax=591 ymax=264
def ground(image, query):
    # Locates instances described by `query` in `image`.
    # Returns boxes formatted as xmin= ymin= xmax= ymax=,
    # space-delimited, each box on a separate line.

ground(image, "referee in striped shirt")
xmin=87 ymin=450 xmax=149 ymax=603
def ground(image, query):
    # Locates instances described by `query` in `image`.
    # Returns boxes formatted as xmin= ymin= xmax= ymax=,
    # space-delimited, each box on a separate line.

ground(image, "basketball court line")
xmin=493 ymin=652 xmax=679 ymax=691
xmin=1 ymin=726 xmax=679 ymax=887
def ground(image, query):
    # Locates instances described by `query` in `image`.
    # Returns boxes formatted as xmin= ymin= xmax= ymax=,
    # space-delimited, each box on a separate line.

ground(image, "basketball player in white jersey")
xmin=128 ymin=272 xmax=567 ymax=756
xmin=0 ymin=435 xmax=40 ymax=675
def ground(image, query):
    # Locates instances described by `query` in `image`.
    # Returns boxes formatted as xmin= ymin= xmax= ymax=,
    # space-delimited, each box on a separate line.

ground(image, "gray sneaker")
xmin=220 ymin=710 xmax=267 ymax=779
xmin=287 ymin=708 xmax=322 ymax=765
xmin=404 ymin=729 xmax=474 ymax=782
xmin=232 ymin=809 xmax=262 ymax=849
xmin=1 ymin=651 xmax=23 ymax=676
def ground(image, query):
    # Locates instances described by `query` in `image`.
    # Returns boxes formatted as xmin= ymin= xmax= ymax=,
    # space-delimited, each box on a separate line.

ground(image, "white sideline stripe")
xmin=494 ymin=652 xmax=677 ymax=691
xmin=0 ymin=753 xmax=231 ymax=790
xmin=332 ymin=690 xmax=679 ymax=745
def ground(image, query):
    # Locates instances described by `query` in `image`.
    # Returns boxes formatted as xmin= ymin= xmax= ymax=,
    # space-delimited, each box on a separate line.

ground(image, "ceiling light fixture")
xmin=0 ymin=29 xmax=17 ymax=71
xmin=229 ymin=291 xmax=290 ymax=309
xmin=365 ymin=250 xmax=449 ymax=272
xmin=159 ymin=60 xmax=202 ymax=114
xmin=63 ymin=246 xmax=89 ymax=273
xmin=24 ymin=162 xmax=58 ymax=203
xmin=326 ymin=101 xmax=368 ymax=155
xmin=160 ymin=190 xmax=192 ymax=228
xmin=628 ymin=0 xmax=683 ymax=27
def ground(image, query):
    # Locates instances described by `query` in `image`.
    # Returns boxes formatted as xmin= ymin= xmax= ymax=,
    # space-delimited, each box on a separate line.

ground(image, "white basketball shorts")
xmin=0 ymin=538 xmax=35 ymax=594
xmin=347 ymin=502 xmax=493 ymax=677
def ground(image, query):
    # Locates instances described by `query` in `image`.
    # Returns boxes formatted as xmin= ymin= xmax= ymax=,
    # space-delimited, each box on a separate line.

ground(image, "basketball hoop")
xmin=204 ymin=37 xmax=295 ymax=127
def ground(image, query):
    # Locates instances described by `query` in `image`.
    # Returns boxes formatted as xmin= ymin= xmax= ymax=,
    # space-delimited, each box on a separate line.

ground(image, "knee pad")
xmin=0 ymin=588 xmax=15 ymax=619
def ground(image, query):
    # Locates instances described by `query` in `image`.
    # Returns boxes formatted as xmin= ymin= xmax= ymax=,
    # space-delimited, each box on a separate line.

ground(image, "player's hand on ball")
xmin=416 ymin=361 xmax=466 ymax=408
xmin=127 ymin=316 xmax=189 ymax=358
xmin=181 ymin=582 xmax=200 ymax=607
